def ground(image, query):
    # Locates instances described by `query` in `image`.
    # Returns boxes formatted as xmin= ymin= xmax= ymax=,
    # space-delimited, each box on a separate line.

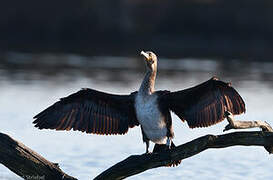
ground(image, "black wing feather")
xmin=159 ymin=77 xmax=245 ymax=128
xmin=33 ymin=89 xmax=139 ymax=135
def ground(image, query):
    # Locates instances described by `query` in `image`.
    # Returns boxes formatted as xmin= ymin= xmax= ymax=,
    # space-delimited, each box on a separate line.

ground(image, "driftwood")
xmin=95 ymin=112 xmax=273 ymax=179
xmin=94 ymin=132 xmax=273 ymax=179
xmin=224 ymin=111 xmax=273 ymax=132
xmin=0 ymin=112 xmax=272 ymax=179
xmin=0 ymin=132 xmax=77 ymax=180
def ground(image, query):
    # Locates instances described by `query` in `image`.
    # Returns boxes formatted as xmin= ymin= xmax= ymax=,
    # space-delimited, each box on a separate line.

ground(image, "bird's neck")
xmin=139 ymin=68 xmax=157 ymax=96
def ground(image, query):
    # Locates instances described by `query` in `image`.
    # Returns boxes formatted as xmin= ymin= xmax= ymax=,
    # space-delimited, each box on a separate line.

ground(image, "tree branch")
xmin=224 ymin=111 xmax=273 ymax=132
xmin=223 ymin=111 xmax=273 ymax=153
xmin=95 ymin=130 xmax=273 ymax=180
xmin=0 ymin=132 xmax=77 ymax=180
xmin=1 ymin=113 xmax=272 ymax=180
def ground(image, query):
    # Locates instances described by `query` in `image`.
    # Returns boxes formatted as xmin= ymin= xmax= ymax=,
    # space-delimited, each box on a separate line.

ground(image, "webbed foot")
xmin=153 ymin=141 xmax=182 ymax=167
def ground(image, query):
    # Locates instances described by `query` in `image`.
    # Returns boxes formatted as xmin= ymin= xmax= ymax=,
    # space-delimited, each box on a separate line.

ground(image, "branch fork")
xmin=223 ymin=111 xmax=273 ymax=154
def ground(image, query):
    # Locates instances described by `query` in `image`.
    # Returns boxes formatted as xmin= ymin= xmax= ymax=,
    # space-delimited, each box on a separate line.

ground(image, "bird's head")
xmin=140 ymin=51 xmax=157 ymax=71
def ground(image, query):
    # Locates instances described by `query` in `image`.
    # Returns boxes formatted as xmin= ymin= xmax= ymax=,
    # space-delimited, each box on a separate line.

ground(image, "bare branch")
xmin=223 ymin=111 xmax=273 ymax=153
xmin=223 ymin=111 xmax=273 ymax=132
xmin=0 ymin=132 xmax=77 ymax=180
xmin=94 ymin=131 xmax=273 ymax=180
xmin=1 ymin=115 xmax=273 ymax=180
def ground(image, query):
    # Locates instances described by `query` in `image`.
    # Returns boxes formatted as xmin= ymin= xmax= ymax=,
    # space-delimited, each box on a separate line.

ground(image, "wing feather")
xmin=33 ymin=89 xmax=139 ymax=135
xmin=159 ymin=77 xmax=245 ymax=128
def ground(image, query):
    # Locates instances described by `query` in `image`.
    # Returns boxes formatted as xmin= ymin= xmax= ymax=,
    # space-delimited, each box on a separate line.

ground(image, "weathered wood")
xmin=0 ymin=132 xmax=77 ymax=180
xmin=223 ymin=111 xmax=273 ymax=153
xmin=224 ymin=111 xmax=273 ymax=132
xmin=94 ymin=130 xmax=273 ymax=180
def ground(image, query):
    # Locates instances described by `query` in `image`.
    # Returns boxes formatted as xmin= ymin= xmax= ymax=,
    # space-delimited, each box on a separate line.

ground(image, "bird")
xmin=33 ymin=51 xmax=245 ymax=163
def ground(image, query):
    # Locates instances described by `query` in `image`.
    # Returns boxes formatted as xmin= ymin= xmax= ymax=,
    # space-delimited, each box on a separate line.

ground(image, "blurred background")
xmin=1 ymin=0 xmax=273 ymax=59
xmin=0 ymin=1 xmax=273 ymax=180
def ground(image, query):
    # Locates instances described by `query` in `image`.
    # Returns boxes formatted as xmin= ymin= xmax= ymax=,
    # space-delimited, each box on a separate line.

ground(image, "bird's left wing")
xmin=33 ymin=89 xmax=139 ymax=135
xmin=158 ymin=77 xmax=245 ymax=128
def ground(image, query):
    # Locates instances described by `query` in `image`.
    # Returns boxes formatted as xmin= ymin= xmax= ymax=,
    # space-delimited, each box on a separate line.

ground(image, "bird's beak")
xmin=140 ymin=51 xmax=150 ymax=60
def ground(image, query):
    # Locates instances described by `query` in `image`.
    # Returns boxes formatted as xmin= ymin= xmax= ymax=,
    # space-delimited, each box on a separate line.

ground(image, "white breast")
xmin=135 ymin=94 xmax=167 ymax=144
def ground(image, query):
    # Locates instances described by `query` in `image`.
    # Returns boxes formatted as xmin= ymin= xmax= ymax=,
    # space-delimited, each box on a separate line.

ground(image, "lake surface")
xmin=0 ymin=52 xmax=272 ymax=180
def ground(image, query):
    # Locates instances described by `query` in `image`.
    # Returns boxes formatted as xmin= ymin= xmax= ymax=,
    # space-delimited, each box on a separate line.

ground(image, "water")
xmin=0 ymin=52 xmax=272 ymax=180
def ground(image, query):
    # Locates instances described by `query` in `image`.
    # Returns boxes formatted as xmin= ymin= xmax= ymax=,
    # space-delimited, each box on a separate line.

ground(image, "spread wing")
xmin=33 ymin=89 xmax=139 ymax=135
xmin=159 ymin=77 xmax=245 ymax=128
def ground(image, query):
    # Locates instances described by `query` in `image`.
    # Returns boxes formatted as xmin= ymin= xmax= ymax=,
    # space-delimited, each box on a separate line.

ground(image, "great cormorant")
xmin=33 ymin=51 xmax=245 ymax=157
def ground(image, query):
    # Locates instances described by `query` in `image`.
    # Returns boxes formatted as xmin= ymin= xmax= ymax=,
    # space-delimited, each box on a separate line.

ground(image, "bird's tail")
xmin=153 ymin=142 xmax=182 ymax=167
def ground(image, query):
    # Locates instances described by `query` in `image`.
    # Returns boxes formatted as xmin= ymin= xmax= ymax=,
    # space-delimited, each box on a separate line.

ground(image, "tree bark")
xmin=0 ymin=132 xmax=77 ymax=180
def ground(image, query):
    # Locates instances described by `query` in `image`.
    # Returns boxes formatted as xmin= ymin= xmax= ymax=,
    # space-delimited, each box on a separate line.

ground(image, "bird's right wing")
xmin=33 ymin=89 xmax=139 ymax=135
